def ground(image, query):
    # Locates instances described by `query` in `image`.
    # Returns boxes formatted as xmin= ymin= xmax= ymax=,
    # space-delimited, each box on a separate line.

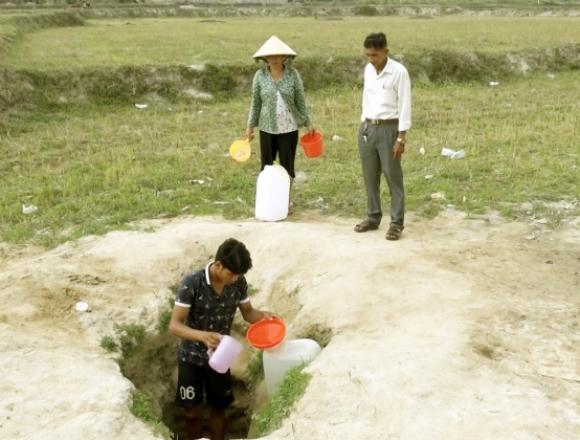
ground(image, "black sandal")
xmin=354 ymin=219 xmax=379 ymax=233
xmin=386 ymin=225 xmax=404 ymax=241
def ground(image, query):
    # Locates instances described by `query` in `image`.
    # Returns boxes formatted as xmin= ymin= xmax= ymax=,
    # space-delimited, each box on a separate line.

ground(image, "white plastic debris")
xmin=424 ymin=175 xmax=434 ymax=180
xmin=331 ymin=134 xmax=343 ymax=142
xmin=489 ymin=81 xmax=500 ymax=86
xmin=191 ymin=179 xmax=205 ymax=185
xmin=189 ymin=63 xmax=206 ymax=72
xmin=197 ymin=110 xmax=204 ymax=115
xmin=430 ymin=192 xmax=446 ymax=200
xmin=441 ymin=148 xmax=466 ymax=159
xmin=526 ymin=231 xmax=540 ymax=241
xmin=134 ymin=103 xmax=148 ymax=109
xmin=419 ymin=147 xmax=426 ymax=155
xmin=294 ymin=171 xmax=308 ymax=185
xmin=75 ymin=301 xmax=90 ymax=312
xmin=22 ymin=204 xmax=38 ymax=215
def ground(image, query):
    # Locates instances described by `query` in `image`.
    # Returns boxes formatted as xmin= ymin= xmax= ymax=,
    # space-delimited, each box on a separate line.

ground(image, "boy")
xmin=169 ymin=238 xmax=274 ymax=440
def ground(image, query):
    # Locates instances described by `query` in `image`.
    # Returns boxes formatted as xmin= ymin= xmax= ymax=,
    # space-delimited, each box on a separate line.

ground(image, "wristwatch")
xmin=396 ymin=137 xmax=406 ymax=145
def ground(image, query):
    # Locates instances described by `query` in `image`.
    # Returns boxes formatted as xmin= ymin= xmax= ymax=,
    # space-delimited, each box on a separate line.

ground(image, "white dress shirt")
xmin=361 ymin=57 xmax=412 ymax=132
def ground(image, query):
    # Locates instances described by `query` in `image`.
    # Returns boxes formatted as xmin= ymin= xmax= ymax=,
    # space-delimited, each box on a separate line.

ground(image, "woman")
xmin=246 ymin=35 xmax=314 ymax=214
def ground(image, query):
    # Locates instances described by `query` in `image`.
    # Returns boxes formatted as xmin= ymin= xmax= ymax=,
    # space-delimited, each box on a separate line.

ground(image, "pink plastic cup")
xmin=208 ymin=335 xmax=243 ymax=374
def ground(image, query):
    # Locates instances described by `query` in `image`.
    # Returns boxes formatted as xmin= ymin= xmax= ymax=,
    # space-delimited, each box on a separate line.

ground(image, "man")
xmin=169 ymin=238 xmax=274 ymax=440
xmin=354 ymin=32 xmax=412 ymax=241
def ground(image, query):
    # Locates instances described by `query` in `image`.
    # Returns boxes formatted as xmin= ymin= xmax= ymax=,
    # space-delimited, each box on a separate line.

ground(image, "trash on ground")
xmin=331 ymin=134 xmax=343 ymax=142
xmin=22 ymin=204 xmax=38 ymax=215
xmin=430 ymin=192 xmax=446 ymax=200
xmin=184 ymin=89 xmax=213 ymax=101
xmin=424 ymin=175 xmax=434 ymax=180
xmin=134 ymin=103 xmax=148 ymax=109
xmin=189 ymin=63 xmax=206 ymax=72
xmin=419 ymin=147 xmax=426 ymax=155
xmin=75 ymin=301 xmax=90 ymax=312
xmin=190 ymin=179 xmax=205 ymax=185
xmin=294 ymin=171 xmax=308 ymax=185
xmin=441 ymin=147 xmax=466 ymax=159
xmin=489 ymin=81 xmax=500 ymax=86
xmin=526 ymin=230 xmax=541 ymax=241
xmin=535 ymin=218 xmax=548 ymax=225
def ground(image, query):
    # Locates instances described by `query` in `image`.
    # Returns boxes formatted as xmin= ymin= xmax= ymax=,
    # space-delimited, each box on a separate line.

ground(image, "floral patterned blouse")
xmin=247 ymin=65 xmax=311 ymax=135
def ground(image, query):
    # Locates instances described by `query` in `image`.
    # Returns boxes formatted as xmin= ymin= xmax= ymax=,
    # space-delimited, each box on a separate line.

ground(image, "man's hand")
xmin=260 ymin=311 xmax=278 ymax=320
xmin=246 ymin=127 xmax=254 ymax=142
xmin=200 ymin=331 xmax=222 ymax=349
xmin=393 ymin=141 xmax=405 ymax=160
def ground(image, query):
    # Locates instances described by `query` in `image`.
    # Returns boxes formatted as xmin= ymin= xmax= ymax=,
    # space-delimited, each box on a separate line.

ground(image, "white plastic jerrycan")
xmin=208 ymin=335 xmax=243 ymax=374
xmin=255 ymin=164 xmax=290 ymax=221
xmin=263 ymin=338 xmax=321 ymax=396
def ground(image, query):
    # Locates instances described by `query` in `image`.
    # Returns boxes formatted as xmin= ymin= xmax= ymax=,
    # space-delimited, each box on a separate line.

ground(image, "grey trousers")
xmin=358 ymin=120 xmax=405 ymax=227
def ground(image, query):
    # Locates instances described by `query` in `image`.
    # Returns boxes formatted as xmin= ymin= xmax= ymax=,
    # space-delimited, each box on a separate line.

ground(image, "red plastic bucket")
xmin=246 ymin=318 xmax=286 ymax=350
xmin=299 ymin=131 xmax=324 ymax=158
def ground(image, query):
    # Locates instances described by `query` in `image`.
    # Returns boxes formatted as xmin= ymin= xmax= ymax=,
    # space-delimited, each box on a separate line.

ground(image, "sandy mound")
xmin=0 ymin=213 xmax=579 ymax=439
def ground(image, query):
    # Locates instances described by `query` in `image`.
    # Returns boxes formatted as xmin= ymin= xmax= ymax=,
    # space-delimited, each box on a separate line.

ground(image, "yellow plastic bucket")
xmin=229 ymin=139 xmax=251 ymax=163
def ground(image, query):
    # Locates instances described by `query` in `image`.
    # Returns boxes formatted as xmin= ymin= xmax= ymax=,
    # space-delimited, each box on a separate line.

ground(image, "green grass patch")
xmin=100 ymin=335 xmax=118 ymax=352
xmin=1 ymin=72 xmax=578 ymax=247
xmin=157 ymin=297 xmax=174 ymax=333
xmin=116 ymin=323 xmax=146 ymax=359
xmin=2 ymin=16 xmax=579 ymax=69
xmin=0 ymin=11 xmax=84 ymax=54
xmin=102 ymin=313 xmax=178 ymax=438
xmin=251 ymin=365 xmax=311 ymax=437
xmin=245 ymin=350 xmax=264 ymax=390
xmin=130 ymin=389 xmax=171 ymax=437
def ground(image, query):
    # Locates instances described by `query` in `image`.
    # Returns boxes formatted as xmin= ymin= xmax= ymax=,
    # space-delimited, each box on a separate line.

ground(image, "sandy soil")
xmin=0 ymin=212 xmax=579 ymax=440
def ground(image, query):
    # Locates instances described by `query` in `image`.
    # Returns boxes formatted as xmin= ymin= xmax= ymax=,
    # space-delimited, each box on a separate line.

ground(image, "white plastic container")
xmin=208 ymin=335 xmax=243 ymax=374
xmin=263 ymin=339 xmax=321 ymax=396
xmin=255 ymin=164 xmax=290 ymax=221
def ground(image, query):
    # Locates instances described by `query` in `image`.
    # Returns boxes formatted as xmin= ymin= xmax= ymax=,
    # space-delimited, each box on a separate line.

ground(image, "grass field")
xmin=2 ymin=16 xmax=580 ymax=69
xmin=1 ymin=13 xmax=578 ymax=246
xmin=1 ymin=70 xmax=578 ymax=246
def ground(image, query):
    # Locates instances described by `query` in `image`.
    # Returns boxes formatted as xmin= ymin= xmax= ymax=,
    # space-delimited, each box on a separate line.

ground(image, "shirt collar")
xmin=205 ymin=261 xmax=213 ymax=285
xmin=377 ymin=58 xmax=393 ymax=77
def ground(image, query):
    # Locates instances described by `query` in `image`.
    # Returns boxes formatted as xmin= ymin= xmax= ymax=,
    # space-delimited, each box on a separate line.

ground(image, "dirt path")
xmin=0 ymin=213 xmax=578 ymax=440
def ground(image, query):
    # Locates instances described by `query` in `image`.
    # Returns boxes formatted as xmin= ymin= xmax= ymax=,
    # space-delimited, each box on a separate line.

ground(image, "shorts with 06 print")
xmin=176 ymin=361 xmax=234 ymax=409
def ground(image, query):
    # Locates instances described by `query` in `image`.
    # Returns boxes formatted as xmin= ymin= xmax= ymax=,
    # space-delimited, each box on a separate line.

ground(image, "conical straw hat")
xmin=253 ymin=36 xmax=297 ymax=59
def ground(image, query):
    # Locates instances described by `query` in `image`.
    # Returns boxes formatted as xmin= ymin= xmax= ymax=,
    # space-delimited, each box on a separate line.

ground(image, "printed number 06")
xmin=180 ymin=386 xmax=195 ymax=400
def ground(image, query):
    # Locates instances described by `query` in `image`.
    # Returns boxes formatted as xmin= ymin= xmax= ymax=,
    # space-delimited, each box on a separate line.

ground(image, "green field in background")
xmin=2 ymin=16 xmax=579 ymax=69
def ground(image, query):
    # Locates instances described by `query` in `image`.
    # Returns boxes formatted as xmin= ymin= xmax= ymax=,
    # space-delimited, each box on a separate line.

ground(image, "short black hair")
xmin=364 ymin=32 xmax=388 ymax=49
xmin=215 ymin=238 xmax=253 ymax=275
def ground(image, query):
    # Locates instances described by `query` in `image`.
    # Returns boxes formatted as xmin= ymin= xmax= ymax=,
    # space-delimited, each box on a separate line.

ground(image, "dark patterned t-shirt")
xmin=175 ymin=262 xmax=249 ymax=366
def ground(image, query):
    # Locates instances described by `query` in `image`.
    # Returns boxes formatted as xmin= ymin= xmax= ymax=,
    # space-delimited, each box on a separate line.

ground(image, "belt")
xmin=366 ymin=118 xmax=398 ymax=125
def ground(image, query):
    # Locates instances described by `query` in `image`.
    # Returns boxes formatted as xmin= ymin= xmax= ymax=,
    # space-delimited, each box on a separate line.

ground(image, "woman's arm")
xmin=247 ymin=70 xmax=262 ymax=140
xmin=292 ymin=69 xmax=311 ymax=128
